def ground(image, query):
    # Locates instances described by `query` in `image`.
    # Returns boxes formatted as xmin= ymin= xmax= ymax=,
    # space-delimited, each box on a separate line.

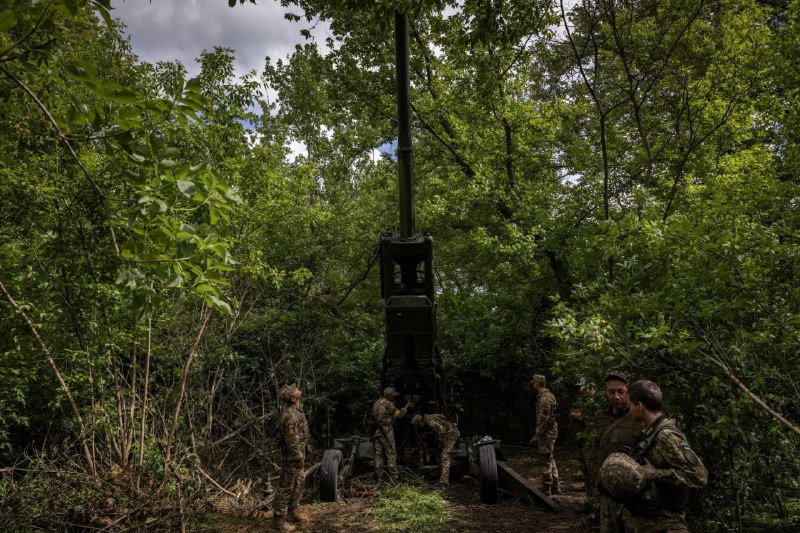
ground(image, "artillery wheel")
xmin=320 ymin=449 xmax=343 ymax=502
xmin=478 ymin=444 xmax=499 ymax=504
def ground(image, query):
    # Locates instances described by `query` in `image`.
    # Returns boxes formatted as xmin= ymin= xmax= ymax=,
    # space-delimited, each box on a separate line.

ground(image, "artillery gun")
xmin=306 ymin=12 xmax=559 ymax=512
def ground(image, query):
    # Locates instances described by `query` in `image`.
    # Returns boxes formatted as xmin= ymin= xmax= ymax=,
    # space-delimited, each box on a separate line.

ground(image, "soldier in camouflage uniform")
xmin=273 ymin=384 xmax=310 ymax=532
xmin=622 ymin=380 xmax=708 ymax=533
xmin=411 ymin=413 xmax=460 ymax=487
xmin=529 ymin=374 xmax=560 ymax=496
xmin=589 ymin=370 xmax=646 ymax=533
xmin=372 ymin=387 xmax=414 ymax=482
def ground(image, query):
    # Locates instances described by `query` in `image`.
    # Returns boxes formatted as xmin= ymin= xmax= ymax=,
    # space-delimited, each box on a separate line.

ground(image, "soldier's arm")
xmin=650 ymin=431 xmax=708 ymax=489
xmin=284 ymin=414 xmax=305 ymax=462
xmin=534 ymin=397 xmax=553 ymax=437
xmin=429 ymin=419 xmax=444 ymax=434
xmin=375 ymin=400 xmax=393 ymax=423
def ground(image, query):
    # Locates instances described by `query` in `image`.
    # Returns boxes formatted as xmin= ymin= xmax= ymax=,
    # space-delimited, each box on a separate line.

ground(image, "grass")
xmin=371 ymin=485 xmax=452 ymax=532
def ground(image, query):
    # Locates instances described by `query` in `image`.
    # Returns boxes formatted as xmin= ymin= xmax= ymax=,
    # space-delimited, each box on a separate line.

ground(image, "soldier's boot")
xmin=287 ymin=508 xmax=309 ymax=525
xmin=540 ymin=482 xmax=552 ymax=496
xmin=272 ymin=513 xmax=296 ymax=532
xmin=552 ymin=481 xmax=562 ymax=495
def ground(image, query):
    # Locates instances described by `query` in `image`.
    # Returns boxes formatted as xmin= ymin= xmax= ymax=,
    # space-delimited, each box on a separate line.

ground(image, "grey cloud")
xmin=110 ymin=0 xmax=324 ymax=77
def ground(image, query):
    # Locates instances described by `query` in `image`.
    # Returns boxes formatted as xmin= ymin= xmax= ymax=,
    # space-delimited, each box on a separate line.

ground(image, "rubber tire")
xmin=320 ymin=449 xmax=343 ymax=502
xmin=478 ymin=444 xmax=499 ymax=504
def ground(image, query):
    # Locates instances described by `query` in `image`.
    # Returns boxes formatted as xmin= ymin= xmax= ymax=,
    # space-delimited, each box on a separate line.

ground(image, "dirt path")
xmin=205 ymin=449 xmax=598 ymax=532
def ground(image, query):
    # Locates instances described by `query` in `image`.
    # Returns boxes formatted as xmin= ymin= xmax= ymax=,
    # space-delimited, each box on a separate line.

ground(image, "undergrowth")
xmin=371 ymin=484 xmax=452 ymax=532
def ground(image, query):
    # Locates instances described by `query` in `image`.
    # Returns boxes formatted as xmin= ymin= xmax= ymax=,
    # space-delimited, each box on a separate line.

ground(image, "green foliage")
xmin=372 ymin=485 xmax=452 ymax=532
xmin=2 ymin=0 xmax=800 ymax=530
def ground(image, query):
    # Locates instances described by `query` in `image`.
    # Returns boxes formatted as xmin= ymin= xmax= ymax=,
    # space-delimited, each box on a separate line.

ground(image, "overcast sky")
xmin=110 ymin=0 xmax=325 ymax=78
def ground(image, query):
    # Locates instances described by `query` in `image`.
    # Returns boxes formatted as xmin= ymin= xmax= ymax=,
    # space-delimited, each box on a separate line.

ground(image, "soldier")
xmin=529 ymin=374 xmax=560 ymax=496
xmin=372 ymin=386 xmax=414 ymax=482
xmin=411 ymin=413 xmax=460 ymax=487
xmin=273 ymin=384 xmax=309 ymax=532
xmin=588 ymin=370 xmax=646 ymax=533
xmin=621 ymin=380 xmax=708 ymax=533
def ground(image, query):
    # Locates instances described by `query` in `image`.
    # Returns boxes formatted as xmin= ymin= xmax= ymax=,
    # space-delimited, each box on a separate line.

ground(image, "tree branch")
xmin=0 ymin=279 xmax=96 ymax=476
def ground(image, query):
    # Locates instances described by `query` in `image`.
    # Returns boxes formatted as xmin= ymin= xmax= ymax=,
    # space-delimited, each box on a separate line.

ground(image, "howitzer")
xmin=307 ymin=12 xmax=559 ymax=512
xmin=377 ymin=12 xmax=445 ymax=415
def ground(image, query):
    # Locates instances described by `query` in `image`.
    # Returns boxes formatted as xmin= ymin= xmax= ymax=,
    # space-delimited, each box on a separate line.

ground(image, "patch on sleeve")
xmin=681 ymin=442 xmax=699 ymax=465
xmin=393 ymin=409 xmax=401 ymax=417
xmin=287 ymin=424 xmax=296 ymax=436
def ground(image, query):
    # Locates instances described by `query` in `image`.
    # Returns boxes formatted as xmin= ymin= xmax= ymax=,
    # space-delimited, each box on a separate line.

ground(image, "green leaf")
xmin=176 ymin=180 xmax=197 ymax=198
xmin=71 ymin=95 xmax=88 ymax=115
xmin=167 ymin=274 xmax=184 ymax=288
xmin=206 ymin=295 xmax=232 ymax=315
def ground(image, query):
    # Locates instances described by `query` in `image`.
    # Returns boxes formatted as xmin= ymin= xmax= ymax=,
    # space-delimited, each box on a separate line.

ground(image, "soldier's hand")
xmin=642 ymin=457 xmax=656 ymax=480
xmin=569 ymin=411 xmax=583 ymax=422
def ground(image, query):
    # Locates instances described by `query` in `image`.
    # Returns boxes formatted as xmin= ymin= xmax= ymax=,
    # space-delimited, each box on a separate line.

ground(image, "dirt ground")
xmin=204 ymin=448 xmax=599 ymax=532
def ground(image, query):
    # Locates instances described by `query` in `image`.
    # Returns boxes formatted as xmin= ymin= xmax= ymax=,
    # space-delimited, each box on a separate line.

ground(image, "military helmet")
xmin=278 ymin=384 xmax=297 ymax=404
xmin=383 ymin=386 xmax=398 ymax=397
xmin=530 ymin=374 xmax=546 ymax=387
xmin=604 ymin=368 xmax=630 ymax=384
xmin=600 ymin=452 xmax=646 ymax=498
xmin=411 ymin=414 xmax=424 ymax=427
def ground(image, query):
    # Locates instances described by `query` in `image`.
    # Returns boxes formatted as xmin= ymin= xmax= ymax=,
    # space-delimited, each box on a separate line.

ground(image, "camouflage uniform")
xmin=534 ymin=389 xmax=560 ymax=494
xmin=592 ymin=406 xmax=645 ymax=533
xmin=273 ymin=398 xmax=309 ymax=517
xmin=372 ymin=396 xmax=408 ymax=480
xmin=622 ymin=418 xmax=708 ymax=533
xmin=416 ymin=414 xmax=460 ymax=485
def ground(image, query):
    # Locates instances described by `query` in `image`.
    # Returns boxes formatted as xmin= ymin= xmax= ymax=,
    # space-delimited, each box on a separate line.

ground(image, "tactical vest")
xmin=624 ymin=416 xmax=690 ymax=515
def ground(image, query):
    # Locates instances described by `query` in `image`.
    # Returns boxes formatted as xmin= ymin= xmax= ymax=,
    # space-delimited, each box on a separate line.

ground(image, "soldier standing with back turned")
xmin=530 ymin=374 xmax=560 ymax=496
xmin=372 ymin=386 xmax=414 ymax=482
xmin=622 ymin=380 xmax=708 ymax=533
xmin=273 ymin=384 xmax=309 ymax=532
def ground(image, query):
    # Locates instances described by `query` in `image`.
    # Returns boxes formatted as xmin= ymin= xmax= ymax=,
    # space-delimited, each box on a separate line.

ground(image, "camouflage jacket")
xmin=592 ymin=406 xmax=645 ymax=487
xmin=628 ymin=417 xmax=708 ymax=528
xmin=641 ymin=417 xmax=707 ymax=491
xmin=279 ymin=403 xmax=309 ymax=463
xmin=421 ymin=414 xmax=460 ymax=442
xmin=534 ymin=390 xmax=558 ymax=439
xmin=372 ymin=398 xmax=407 ymax=438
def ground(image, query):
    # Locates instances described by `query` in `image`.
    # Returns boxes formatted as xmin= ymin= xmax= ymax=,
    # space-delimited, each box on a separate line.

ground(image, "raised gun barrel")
xmin=395 ymin=11 xmax=414 ymax=239
xmin=379 ymin=13 xmax=445 ymax=415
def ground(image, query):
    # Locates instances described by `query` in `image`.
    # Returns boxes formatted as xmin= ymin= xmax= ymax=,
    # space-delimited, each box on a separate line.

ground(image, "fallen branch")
xmin=196 ymin=465 xmax=237 ymax=498
xmin=211 ymin=414 xmax=269 ymax=447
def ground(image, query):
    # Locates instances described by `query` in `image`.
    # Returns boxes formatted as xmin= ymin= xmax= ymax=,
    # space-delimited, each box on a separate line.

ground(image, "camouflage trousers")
xmin=437 ymin=431 xmax=459 ymax=484
xmin=273 ymin=459 xmax=305 ymax=513
xmin=539 ymin=451 xmax=560 ymax=491
xmin=599 ymin=493 xmax=630 ymax=533
xmin=374 ymin=430 xmax=398 ymax=479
